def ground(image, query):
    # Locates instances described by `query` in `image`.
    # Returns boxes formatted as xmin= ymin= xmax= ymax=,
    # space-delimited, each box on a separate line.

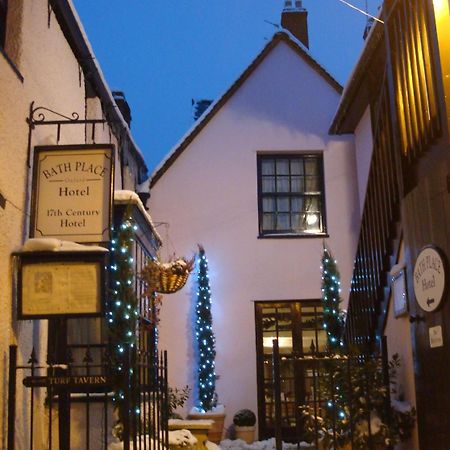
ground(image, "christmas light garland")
xmin=194 ymin=245 xmax=217 ymax=412
xmin=320 ymin=244 xmax=344 ymax=351
xmin=320 ymin=244 xmax=347 ymax=424
xmin=108 ymin=210 xmax=139 ymax=418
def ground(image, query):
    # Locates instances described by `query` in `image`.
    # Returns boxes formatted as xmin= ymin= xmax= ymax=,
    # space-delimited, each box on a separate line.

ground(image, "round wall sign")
xmin=413 ymin=246 xmax=447 ymax=312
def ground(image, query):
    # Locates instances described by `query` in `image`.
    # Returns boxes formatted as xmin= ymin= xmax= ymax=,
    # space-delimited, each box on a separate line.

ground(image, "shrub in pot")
xmin=233 ymin=409 xmax=256 ymax=444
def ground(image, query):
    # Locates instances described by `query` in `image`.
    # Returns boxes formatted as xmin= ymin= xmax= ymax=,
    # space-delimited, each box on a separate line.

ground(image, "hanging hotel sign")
xmin=31 ymin=145 xmax=114 ymax=243
xmin=16 ymin=251 xmax=107 ymax=319
xmin=413 ymin=246 xmax=447 ymax=313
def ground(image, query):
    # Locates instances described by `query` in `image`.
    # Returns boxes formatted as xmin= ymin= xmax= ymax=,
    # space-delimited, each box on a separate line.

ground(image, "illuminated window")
xmin=257 ymin=154 xmax=326 ymax=236
xmin=0 ymin=0 xmax=7 ymax=48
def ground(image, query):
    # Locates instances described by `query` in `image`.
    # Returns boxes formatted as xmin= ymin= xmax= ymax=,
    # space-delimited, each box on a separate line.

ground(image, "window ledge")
xmin=258 ymin=232 xmax=329 ymax=239
xmin=0 ymin=48 xmax=24 ymax=82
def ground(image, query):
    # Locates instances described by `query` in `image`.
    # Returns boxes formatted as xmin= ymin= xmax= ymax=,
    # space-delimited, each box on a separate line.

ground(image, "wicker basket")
xmin=141 ymin=257 xmax=194 ymax=294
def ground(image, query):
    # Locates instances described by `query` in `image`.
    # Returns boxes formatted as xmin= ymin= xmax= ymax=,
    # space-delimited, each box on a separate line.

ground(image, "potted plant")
xmin=233 ymin=409 xmax=256 ymax=443
xmin=168 ymin=385 xmax=192 ymax=419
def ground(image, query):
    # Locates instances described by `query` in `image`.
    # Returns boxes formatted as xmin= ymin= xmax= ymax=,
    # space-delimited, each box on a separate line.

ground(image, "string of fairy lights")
xmin=194 ymin=246 xmax=217 ymax=412
xmin=320 ymin=244 xmax=347 ymax=422
xmin=320 ymin=245 xmax=344 ymax=350
xmin=108 ymin=212 xmax=139 ymax=412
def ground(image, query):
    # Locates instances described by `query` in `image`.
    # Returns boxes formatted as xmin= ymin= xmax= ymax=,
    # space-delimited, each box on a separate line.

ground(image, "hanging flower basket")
xmin=141 ymin=257 xmax=194 ymax=294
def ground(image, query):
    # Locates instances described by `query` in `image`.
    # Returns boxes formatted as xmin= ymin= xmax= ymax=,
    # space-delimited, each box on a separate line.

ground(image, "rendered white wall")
xmin=150 ymin=40 xmax=360 ymax=432
xmin=354 ymin=106 xmax=374 ymax=213
xmin=0 ymin=2 xmax=127 ymax=446
xmin=384 ymin=242 xmax=419 ymax=450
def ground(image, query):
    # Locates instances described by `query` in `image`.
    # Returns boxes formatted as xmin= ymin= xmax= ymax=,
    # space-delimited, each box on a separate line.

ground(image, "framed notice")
xmin=391 ymin=268 xmax=408 ymax=317
xmin=17 ymin=251 xmax=107 ymax=319
xmin=31 ymin=145 xmax=114 ymax=243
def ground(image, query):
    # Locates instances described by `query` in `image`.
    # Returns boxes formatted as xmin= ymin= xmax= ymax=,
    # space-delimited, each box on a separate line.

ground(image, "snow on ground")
xmin=206 ymin=441 xmax=221 ymax=450
xmin=169 ymin=429 xmax=198 ymax=447
xmin=108 ymin=429 xmax=197 ymax=450
xmin=109 ymin=436 xmax=316 ymax=450
xmin=219 ymin=438 xmax=316 ymax=450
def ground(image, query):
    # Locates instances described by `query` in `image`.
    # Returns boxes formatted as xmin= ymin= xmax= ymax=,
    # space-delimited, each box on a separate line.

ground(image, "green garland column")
xmin=321 ymin=244 xmax=344 ymax=351
xmin=108 ymin=209 xmax=139 ymax=423
xmin=194 ymin=245 xmax=216 ymax=412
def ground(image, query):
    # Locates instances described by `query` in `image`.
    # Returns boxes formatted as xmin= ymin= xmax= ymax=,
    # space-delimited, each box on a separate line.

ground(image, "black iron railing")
xmin=8 ymin=343 xmax=169 ymax=450
xmin=272 ymin=339 xmax=391 ymax=450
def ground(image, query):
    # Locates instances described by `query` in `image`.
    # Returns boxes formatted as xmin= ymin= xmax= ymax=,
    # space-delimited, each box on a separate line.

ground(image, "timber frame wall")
xmin=345 ymin=0 xmax=444 ymax=348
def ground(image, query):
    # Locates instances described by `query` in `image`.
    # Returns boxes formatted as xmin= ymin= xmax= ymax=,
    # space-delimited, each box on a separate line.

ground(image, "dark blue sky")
xmin=73 ymin=0 xmax=379 ymax=174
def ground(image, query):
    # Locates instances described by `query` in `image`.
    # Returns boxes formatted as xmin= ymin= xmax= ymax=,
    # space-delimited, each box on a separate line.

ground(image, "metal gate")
xmin=271 ymin=339 xmax=392 ymax=450
xmin=8 ymin=343 xmax=169 ymax=450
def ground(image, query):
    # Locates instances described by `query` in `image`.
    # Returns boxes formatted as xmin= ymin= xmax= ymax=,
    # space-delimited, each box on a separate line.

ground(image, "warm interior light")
xmin=433 ymin=0 xmax=448 ymax=17
xmin=433 ymin=0 xmax=450 ymax=131
xmin=263 ymin=337 xmax=292 ymax=348
xmin=306 ymin=213 xmax=319 ymax=226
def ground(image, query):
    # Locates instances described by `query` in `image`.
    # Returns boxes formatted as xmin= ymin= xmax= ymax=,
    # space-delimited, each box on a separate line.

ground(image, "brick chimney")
xmin=281 ymin=0 xmax=309 ymax=48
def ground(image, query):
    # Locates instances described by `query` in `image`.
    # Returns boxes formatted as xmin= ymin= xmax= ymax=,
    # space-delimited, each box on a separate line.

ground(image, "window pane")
xmin=262 ymin=197 xmax=275 ymax=212
xmin=277 ymin=197 xmax=289 ymax=212
xmin=307 ymin=196 xmax=320 ymax=213
xmin=291 ymin=213 xmax=305 ymax=232
xmin=263 ymin=331 xmax=277 ymax=354
xmin=305 ymin=175 xmax=319 ymax=191
xmin=290 ymin=159 xmax=303 ymax=175
xmin=291 ymin=176 xmax=304 ymax=193
xmin=302 ymin=330 xmax=317 ymax=354
xmin=276 ymin=159 xmax=289 ymax=175
xmin=305 ymin=213 xmax=320 ymax=231
xmin=262 ymin=213 xmax=275 ymax=230
xmin=305 ymin=158 xmax=318 ymax=175
xmin=291 ymin=196 xmax=304 ymax=213
xmin=261 ymin=160 xmax=275 ymax=175
xmin=276 ymin=176 xmax=289 ymax=192
xmin=317 ymin=330 xmax=328 ymax=353
xmin=276 ymin=213 xmax=290 ymax=230
xmin=262 ymin=176 xmax=275 ymax=193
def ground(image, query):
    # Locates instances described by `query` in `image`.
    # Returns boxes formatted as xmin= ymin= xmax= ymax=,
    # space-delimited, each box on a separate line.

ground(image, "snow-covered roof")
xmin=150 ymin=30 xmax=342 ymax=188
xmin=114 ymin=190 xmax=162 ymax=243
xmin=53 ymin=1 xmax=148 ymax=181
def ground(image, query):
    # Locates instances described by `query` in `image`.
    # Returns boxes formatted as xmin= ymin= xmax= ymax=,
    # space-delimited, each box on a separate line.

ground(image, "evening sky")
xmin=73 ymin=0 xmax=379 ymax=174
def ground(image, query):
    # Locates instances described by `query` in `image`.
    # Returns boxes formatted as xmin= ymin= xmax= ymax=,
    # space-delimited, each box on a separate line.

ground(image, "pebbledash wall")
xmin=149 ymin=34 xmax=360 ymax=431
xmin=0 ymin=1 xmax=148 ymax=447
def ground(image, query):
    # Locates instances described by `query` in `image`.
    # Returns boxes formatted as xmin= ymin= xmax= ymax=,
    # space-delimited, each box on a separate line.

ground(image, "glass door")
xmin=255 ymin=301 xmax=326 ymax=441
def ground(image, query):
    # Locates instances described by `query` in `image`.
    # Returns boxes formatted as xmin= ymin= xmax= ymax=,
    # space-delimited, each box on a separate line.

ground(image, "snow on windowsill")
xmin=21 ymin=238 xmax=108 ymax=253
xmin=169 ymin=418 xmax=215 ymax=428
xmin=114 ymin=190 xmax=161 ymax=243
